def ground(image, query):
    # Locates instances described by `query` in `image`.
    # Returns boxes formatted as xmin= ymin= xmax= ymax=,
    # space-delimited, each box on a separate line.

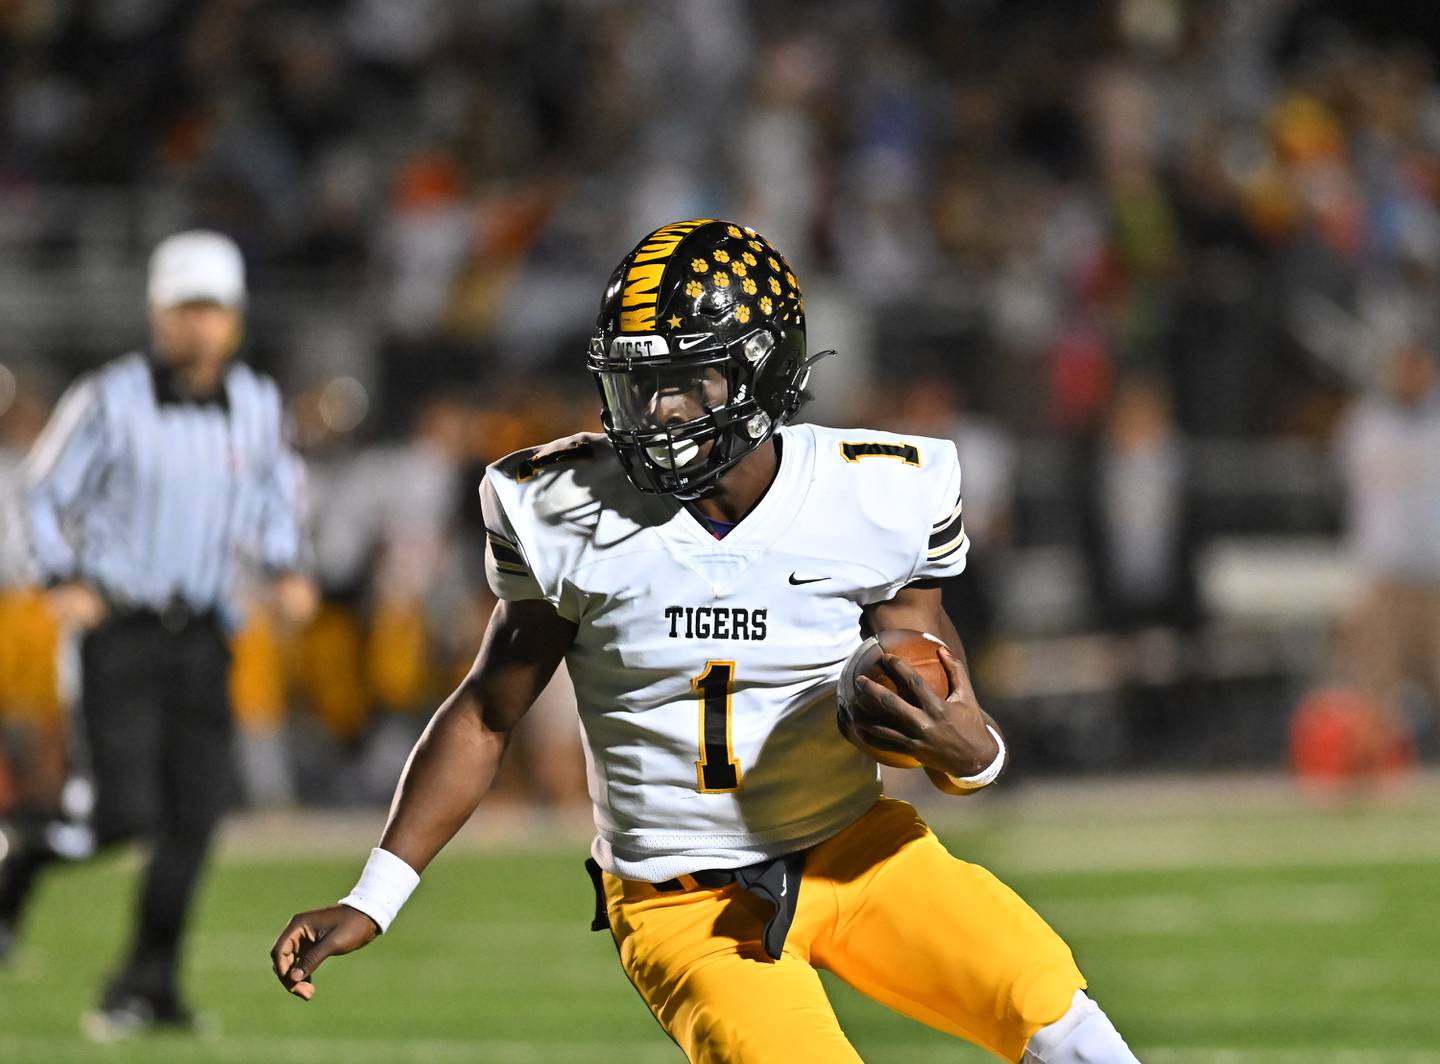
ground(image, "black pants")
xmin=1 ymin=612 xmax=236 ymax=1001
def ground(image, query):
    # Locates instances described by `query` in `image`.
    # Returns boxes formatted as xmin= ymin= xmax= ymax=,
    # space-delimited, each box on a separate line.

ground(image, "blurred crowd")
xmin=5 ymin=1 xmax=1439 ymax=417
xmin=3 ymin=0 xmax=1440 ymax=806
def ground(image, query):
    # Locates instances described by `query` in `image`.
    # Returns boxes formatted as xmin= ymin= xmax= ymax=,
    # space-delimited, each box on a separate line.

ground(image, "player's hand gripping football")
xmin=270 ymin=905 xmax=380 ymax=1000
xmin=853 ymin=645 xmax=1000 ymax=780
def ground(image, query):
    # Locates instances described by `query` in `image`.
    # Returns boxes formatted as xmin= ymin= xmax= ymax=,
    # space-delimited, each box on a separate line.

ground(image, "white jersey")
xmin=482 ymin=423 xmax=968 ymax=881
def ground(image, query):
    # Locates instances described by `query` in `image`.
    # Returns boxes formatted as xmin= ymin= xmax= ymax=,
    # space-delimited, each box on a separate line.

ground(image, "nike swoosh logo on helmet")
xmin=676 ymin=335 xmax=713 ymax=350
xmin=788 ymin=573 xmax=829 ymax=585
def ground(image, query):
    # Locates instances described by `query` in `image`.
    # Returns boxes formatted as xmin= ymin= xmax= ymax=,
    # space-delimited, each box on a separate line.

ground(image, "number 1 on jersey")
xmin=694 ymin=661 xmax=741 ymax=792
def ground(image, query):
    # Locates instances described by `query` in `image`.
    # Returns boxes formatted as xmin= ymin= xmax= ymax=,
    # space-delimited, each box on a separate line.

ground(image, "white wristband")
xmin=938 ymin=725 xmax=1007 ymax=792
xmin=338 ymin=847 xmax=420 ymax=934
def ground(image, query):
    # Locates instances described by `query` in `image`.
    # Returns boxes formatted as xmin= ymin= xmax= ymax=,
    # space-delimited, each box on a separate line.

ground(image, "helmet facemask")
xmin=588 ymin=327 xmax=798 ymax=499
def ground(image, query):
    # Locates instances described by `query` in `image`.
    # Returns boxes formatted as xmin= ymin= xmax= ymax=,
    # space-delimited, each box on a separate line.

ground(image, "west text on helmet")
xmin=610 ymin=335 xmax=669 ymax=360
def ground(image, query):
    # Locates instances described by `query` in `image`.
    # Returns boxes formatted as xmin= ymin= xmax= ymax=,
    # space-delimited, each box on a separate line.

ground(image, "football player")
xmin=271 ymin=220 xmax=1140 ymax=1063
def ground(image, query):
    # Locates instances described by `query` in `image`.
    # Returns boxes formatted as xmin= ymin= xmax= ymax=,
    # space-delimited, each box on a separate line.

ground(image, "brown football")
xmin=836 ymin=628 xmax=952 ymax=768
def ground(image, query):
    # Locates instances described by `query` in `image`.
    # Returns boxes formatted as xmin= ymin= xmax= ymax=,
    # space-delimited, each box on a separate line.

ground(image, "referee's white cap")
xmin=147 ymin=230 xmax=247 ymax=310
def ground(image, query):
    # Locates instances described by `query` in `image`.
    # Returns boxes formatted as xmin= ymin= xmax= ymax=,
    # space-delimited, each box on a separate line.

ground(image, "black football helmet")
xmin=587 ymin=219 xmax=826 ymax=498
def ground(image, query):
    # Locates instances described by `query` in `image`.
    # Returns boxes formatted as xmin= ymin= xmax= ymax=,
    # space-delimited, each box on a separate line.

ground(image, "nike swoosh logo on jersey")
xmin=788 ymin=573 xmax=829 ymax=585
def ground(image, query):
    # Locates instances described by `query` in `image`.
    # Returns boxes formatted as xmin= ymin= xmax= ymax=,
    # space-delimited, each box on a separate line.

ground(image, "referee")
xmin=0 ymin=230 xmax=314 ymax=1036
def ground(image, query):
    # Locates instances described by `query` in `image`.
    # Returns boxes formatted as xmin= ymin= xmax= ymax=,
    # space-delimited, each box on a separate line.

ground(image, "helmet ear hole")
xmin=741 ymin=331 xmax=775 ymax=364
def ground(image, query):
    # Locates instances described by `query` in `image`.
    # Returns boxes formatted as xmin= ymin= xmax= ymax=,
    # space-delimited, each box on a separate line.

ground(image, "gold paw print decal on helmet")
xmin=640 ymin=222 xmax=801 ymax=336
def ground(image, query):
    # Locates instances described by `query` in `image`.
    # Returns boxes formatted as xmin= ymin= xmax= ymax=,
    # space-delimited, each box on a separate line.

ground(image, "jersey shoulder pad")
xmin=804 ymin=424 xmax=965 ymax=584
xmin=808 ymin=425 xmax=958 ymax=497
xmin=491 ymin=431 xmax=609 ymax=485
xmin=485 ymin=431 xmax=635 ymax=539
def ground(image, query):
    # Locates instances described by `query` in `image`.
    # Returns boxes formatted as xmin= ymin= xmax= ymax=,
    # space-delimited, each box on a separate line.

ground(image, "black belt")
xmin=585 ymin=850 xmax=807 ymax=961
xmin=109 ymin=597 xmax=221 ymax=634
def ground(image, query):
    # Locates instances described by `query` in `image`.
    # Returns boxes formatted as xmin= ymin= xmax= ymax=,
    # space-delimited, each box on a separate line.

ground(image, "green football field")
xmin=2 ymin=775 xmax=1438 ymax=1063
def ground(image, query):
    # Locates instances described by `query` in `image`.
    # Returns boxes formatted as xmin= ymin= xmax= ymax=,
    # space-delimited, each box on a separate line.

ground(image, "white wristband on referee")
xmin=941 ymin=725 xmax=1007 ymax=792
xmin=338 ymin=847 xmax=420 ymax=933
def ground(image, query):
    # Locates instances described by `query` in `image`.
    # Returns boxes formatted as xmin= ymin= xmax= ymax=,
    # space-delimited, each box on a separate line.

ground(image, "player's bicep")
xmin=864 ymin=582 xmax=949 ymax=640
xmin=463 ymin=597 xmax=576 ymax=733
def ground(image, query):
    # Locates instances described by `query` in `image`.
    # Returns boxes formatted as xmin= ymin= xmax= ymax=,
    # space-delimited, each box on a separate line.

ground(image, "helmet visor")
xmin=596 ymin=365 xmax=729 ymax=434
xmin=597 ymin=364 xmax=731 ymax=473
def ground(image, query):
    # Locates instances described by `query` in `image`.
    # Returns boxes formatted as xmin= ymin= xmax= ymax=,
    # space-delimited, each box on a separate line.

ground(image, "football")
xmin=836 ymin=628 xmax=952 ymax=768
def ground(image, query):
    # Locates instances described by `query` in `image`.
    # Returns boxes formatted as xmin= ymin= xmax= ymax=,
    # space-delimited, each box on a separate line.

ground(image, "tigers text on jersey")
xmin=482 ymin=424 xmax=968 ymax=882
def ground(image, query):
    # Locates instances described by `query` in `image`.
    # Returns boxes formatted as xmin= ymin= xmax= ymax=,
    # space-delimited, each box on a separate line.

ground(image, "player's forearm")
xmin=928 ymin=612 xmax=1005 ymax=769
xmin=376 ymin=683 xmax=510 ymax=874
xmin=864 ymin=586 xmax=1004 ymax=775
xmin=373 ymin=597 xmax=573 ymax=874
xmin=868 ymin=591 xmax=984 ymax=707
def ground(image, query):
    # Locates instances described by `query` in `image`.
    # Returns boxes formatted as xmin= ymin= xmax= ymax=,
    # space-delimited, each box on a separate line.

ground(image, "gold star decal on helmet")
xmin=667 ymin=314 xmax=683 ymax=329
xmin=714 ymin=272 xmax=730 ymax=288
xmin=736 ymin=304 xmax=751 ymax=323
xmin=691 ymin=258 xmax=708 ymax=273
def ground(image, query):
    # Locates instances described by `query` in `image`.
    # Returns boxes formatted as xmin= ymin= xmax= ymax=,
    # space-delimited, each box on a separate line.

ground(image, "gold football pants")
xmin=601 ymin=797 xmax=1085 ymax=1063
xmin=0 ymin=588 xmax=62 ymax=723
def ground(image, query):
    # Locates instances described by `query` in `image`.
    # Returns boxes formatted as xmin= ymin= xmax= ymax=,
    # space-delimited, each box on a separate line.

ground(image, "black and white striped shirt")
xmin=20 ymin=352 xmax=305 ymax=628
